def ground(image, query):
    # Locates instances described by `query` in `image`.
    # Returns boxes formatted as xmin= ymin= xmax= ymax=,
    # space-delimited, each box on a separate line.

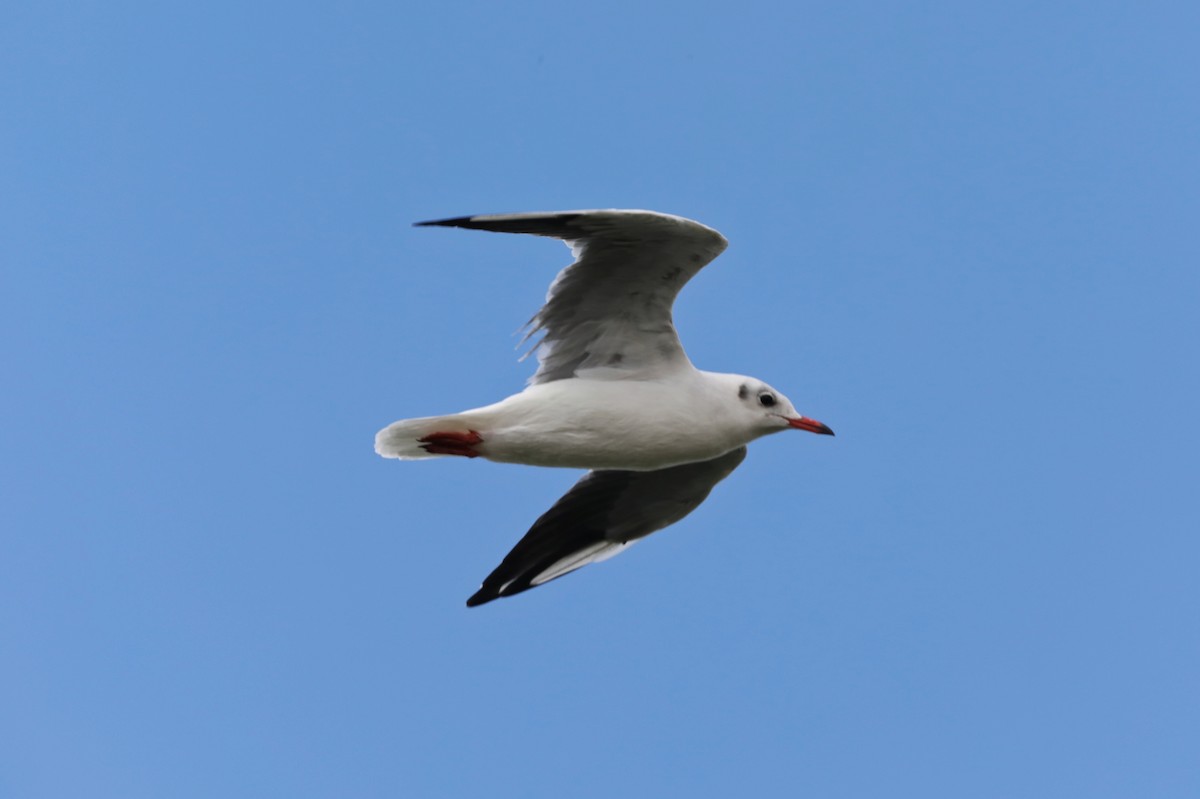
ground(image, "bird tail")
xmin=374 ymin=413 xmax=476 ymax=460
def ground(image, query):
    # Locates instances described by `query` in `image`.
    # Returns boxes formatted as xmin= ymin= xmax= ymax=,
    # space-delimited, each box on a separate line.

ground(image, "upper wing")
xmin=416 ymin=210 xmax=729 ymax=383
xmin=466 ymin=446 xmax=747 ymax=606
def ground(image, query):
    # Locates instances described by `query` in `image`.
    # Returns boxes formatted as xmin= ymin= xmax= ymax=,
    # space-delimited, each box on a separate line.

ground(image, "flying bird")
xmin=376 ymin=210 xmax=834 ymax=606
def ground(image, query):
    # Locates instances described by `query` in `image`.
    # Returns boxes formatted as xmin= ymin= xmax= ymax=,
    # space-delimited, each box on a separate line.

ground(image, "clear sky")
xmin=3 ymin=2 xmax=1198 ymax=796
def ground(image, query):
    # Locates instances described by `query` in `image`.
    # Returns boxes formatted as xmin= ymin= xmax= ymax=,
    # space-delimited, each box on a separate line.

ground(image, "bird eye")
xmin=758 ymin=392 xmax=776 ymax=408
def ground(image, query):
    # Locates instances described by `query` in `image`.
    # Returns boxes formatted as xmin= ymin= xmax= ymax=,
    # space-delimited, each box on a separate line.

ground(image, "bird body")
xmin=377 ymin=370 xmax=781 ymax=471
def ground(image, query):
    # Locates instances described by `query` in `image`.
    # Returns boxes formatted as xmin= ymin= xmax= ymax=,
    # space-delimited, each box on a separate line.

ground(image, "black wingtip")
xmin=414 ymin=212 xmax=587 ymax=235
xmin=414 ymin=215 xmax=475 ymax=228
xmin=465 ymin=588 xmax=492 ymax=608
xmin=467 ymin=579 xmax=536 ymax=607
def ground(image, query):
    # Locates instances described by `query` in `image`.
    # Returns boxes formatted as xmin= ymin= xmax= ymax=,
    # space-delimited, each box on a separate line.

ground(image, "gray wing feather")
xmin=466 ymin=446 xmax=747 ymax=606
xmin=416 ymin=210 xmax=729 ymax=383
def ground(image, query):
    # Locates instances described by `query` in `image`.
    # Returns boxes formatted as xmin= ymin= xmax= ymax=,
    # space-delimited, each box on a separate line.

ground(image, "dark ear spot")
xmin=738 ymin=384 xmax=749 ymax=400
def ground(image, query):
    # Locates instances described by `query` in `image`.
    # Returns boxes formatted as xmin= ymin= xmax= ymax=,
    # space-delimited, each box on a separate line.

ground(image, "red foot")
xmin=418 ymin=430 xmax=484 ymax=458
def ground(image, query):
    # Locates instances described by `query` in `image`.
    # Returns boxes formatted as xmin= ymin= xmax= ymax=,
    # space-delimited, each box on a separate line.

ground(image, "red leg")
xmin=417 ymin=430 xmax=484 ymax=458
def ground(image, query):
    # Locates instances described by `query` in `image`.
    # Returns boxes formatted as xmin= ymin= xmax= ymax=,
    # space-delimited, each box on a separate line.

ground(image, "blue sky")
xmin=3 ymin=1 xmax=1198 ymax=796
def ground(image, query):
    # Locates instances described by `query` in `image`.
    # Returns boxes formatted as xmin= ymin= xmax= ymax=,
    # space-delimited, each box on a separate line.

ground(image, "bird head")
xmin=731 ymin=376 xmax=835 ymax=438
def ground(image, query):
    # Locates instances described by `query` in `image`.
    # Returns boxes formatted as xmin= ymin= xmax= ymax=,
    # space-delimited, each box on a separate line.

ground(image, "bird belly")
xmin=464 ymin=381 xmax=744 ymax=471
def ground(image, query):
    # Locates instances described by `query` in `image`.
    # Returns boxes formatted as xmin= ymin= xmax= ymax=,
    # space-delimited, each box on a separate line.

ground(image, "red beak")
xmin=787 ymin=416 xmax=835 ymax=436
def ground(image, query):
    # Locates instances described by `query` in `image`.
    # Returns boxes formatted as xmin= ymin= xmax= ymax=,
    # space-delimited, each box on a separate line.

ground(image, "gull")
xmin=375 ymin=210 xmax=834 ymax=606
